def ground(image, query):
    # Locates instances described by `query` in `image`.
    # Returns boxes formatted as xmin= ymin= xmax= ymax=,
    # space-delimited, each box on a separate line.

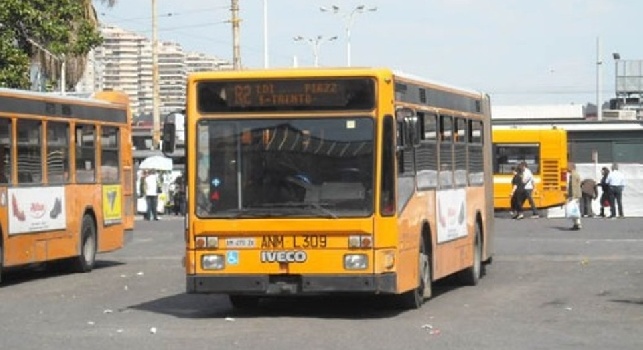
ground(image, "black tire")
xmin=398 ymin=238 xmax=431 ymax=309
xmin=74 ymin=215 xmax=97 ymax=273
xmin=229 ymin=295 xmax=260 ymax=309
xmin=459 ymin=224 xmax=482 ymax=286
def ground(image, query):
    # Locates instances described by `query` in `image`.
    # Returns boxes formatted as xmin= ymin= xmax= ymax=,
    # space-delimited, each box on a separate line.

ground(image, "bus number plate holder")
xmin=226 ymin=238 xmax=255 ymax=248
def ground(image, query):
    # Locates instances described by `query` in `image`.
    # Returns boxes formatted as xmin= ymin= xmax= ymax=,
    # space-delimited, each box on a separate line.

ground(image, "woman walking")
xmin=510 ymin=166 xmax=526 ymax=220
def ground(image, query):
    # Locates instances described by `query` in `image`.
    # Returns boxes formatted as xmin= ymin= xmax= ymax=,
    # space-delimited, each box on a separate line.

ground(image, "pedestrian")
xmin=139 ymin=170 xmax=149 ymax=220
xmin=509 ymin=166 xmax=526 ymax=220
xmin=606 ymin=162 xmax=625 ymax=219
xmin=567 ymin=163 xmax=582 ymax=230
xmin=598 ymin=167 xmax=610 ymax=218
xmin=580 ymin=177 xmax=597 ymax=217
xmin=520 ymin=161 xmax=539 ymax=218
xmin=144 ymin=170 xmax=160 ymax=221
xmin=173 ymin=173 xmax=186 ymax=215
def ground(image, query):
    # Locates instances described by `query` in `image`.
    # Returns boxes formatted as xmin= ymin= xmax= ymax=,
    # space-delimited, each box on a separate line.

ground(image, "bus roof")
xmin=188 ymin=67 xmax=484 ymax=98
xmin=492 ymin=120 xmax=643 ymax=131
xmin=0 ymin=87 xmax=130 ymax=123
xmin=392 ymin=70 xmax=484 ymax=97
xmin=188 ymin=66 xmax=393 ymax=80
xmin=0 ymin=87 xmax=124 ymax=107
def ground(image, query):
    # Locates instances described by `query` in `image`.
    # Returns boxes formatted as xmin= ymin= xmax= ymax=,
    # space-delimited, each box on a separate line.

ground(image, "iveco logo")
xmin=260 ymin=251 xmax=307 ymax=263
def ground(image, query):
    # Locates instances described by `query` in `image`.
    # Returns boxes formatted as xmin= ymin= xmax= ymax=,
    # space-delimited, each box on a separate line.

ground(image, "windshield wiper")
xmin=225 ymin=208 xmax=283 ymax=218
xmin=254 ymin=202 xmax=338 ymax=219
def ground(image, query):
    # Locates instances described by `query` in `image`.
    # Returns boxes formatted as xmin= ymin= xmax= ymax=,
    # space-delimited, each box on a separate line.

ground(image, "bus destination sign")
xmin=197 ymin=78 xmax=375 ymax=112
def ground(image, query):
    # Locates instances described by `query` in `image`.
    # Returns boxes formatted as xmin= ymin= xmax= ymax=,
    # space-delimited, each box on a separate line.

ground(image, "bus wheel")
xmin=399 ymin=239 xmax=430 ymax=309
xmin=229 ymin=295 xmax=260 ymax=309
xmin=459 ymin=224 xmax=482 ymax=286
xmin=74 ymin=215 xmax=97 ymax=273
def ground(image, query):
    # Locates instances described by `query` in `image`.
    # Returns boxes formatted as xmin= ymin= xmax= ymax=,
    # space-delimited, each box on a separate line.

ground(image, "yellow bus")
xmin=492 ymin=127 xmax=568 ymax=212
xmin=163 ymin=68 xmax=494 ymax=309
xmin=0 ymin=88 xmax=135 ymax=283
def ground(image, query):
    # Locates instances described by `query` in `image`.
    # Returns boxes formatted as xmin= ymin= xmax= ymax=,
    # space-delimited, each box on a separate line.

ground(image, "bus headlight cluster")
xmin=202 ymin=254 xmax=225 ymax=270
xmin=195 ymin=236 xmax=219 ymax=249
xmin=348 ymin=235 xmax=372 ymax=248
xmin=344 ymin=254 xmax=368 ymax=270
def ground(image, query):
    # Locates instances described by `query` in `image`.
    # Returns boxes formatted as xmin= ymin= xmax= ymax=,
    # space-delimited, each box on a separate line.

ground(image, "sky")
xmin=95 ymin=0 xmax=643 ymax=106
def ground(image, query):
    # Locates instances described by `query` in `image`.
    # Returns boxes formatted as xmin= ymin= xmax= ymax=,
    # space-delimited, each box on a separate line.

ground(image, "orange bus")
xmin=492 ymin=127 xmax=568 ymax=213
xmin=163 ymin=68 xmax=494 ymax=309
xmin=0 ymin=88 xmax=134 ymax=282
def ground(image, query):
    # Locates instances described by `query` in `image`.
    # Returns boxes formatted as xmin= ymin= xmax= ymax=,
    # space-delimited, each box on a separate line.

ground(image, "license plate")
xmin=260 ymin=235 xmax=328 ymax=249
xmin=226 ymin=238 xmax=256 ymax=248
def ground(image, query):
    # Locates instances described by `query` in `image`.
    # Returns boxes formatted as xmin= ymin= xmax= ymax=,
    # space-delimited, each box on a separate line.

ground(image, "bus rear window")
xmin=197 ymin=78 xmax=375 ymax=112
xmin=493 ymin=144 xmax=540 ymax=174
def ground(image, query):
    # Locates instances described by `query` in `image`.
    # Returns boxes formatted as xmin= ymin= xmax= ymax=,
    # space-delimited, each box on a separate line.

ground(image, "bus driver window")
xmin=0 ymin=118 xmax=10 ymax=184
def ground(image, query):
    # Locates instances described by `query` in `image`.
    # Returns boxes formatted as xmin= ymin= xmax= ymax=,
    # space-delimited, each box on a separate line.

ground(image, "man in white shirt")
xmin=144 ymin=170 xmax=160 ymax=221
xmin=606 ymin=163 xmax=625 ymax=218
xmin=520 ymin=161 xmax=539 ymax=218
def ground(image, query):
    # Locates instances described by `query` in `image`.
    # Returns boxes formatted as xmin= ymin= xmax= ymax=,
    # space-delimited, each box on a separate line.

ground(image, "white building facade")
xmin=76 ymin=25 xmax=231 ymax=116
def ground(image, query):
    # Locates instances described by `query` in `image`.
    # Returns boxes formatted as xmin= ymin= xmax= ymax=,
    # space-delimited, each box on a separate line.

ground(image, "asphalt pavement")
xmin=0 ymin=215 xmax=640 ymax=350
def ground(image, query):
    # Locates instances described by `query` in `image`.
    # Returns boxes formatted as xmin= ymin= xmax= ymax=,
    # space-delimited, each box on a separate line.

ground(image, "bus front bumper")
xmin=187 ymin=273 xmax=398 ymax=295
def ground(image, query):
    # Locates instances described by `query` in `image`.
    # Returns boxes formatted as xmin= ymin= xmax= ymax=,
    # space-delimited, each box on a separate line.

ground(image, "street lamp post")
xmin=613 ymin=52 xmax=621 ymax=104
xmin=320 ymin=4 xmax=377 ymax=66
xmin=293 ymin=35 xmax=338 ymax=67
xmin=263 ymin=0 xmax=269 ymax=68
xmin=596 ymin=36 xmax=602 ymax=121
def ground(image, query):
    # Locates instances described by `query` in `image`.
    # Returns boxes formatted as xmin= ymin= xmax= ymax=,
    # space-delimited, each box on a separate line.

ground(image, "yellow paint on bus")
xmin=492 ymin=127 xmax=568 ymax=211
xmin=0 ymin=88 xmax=134 ymax=282
xmin=173 ymin=67 xmax=494 ymax=309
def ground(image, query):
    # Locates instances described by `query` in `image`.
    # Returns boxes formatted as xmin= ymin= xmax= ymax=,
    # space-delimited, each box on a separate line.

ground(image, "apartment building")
xmin=186 ymin=52 xmax=233 ymax=72
xmin=158 ymin=41 xmax=186 ymax=114
xmin=76 ymin=25 xmax=231 ymax=116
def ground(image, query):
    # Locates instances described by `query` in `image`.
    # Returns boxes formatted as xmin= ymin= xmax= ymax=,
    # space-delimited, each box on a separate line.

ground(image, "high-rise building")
xmin=76 ymin=25 xmax=231 ymax=117
xmin=186 ymin=52 xmax=233 ymax=72
xmin=158 ymin=41 xmax=186 ymax=114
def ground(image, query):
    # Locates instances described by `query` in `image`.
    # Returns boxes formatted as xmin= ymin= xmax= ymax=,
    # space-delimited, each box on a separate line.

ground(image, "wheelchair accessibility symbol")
xmin=226 ymin=251 xmax=239 ymax=265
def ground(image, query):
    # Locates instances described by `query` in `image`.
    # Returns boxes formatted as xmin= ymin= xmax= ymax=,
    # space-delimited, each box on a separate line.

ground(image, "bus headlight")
xmin=202 ymin=254 xmax=225 ymax=270
xmin=344 ymin=254 xmax=368 ymax=270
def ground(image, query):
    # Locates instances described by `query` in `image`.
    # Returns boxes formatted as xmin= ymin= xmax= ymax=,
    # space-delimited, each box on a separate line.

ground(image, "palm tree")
xmin=34 ymin=0 xmax=117 ymax=90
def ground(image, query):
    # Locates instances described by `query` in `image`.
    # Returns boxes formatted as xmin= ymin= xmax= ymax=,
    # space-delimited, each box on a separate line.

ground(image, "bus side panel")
xmin=493 ymin=174 xmax=513 ymax=209
xmin=432 ymin=187 xmax=484 ymax=280
xmin=394 ymin=191 xmax=432 ymax=294
xmin=50 ymin=185 xmax=94 ymax=259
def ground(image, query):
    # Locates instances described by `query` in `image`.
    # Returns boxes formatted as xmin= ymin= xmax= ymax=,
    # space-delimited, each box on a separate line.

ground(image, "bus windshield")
xmin=195 ymin=117 xmax=374 ymax=218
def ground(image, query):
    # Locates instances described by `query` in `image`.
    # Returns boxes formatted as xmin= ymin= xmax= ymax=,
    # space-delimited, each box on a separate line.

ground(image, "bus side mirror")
xmin=162 ymin=123 xmax=176 ymax=154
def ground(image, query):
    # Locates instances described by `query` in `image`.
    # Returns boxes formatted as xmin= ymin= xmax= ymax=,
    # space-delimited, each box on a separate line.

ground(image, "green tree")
xmin=0 ymin=0 xmax=117 ymax=90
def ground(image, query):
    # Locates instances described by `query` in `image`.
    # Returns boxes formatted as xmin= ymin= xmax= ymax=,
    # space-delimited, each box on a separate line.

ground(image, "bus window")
xmin=17 ymin=120 xmax=42 ymax=184
xmin=493 ymin=144 xmax=540 ymax=174
xmin=416 ymin=112 xmax=438 ymax=189
xmin=76 ymin=124 xmax=96 ymax=183
xmin=439 ymin=115 xmax=453 ymax=188
xmin=101 ymin=126 xmax=120 ymax=183
xmin=0 ymin=118 xmax=11 ymax=184
xmin=454 ymin=117 xmax=467 ymax=187
xmin=380 ymin=116 xmax=395 ymax=216
xmin=468 ymin=120 xmax=484 ymax=185
xmin=47 ymin=122 xmax=70 ymax=184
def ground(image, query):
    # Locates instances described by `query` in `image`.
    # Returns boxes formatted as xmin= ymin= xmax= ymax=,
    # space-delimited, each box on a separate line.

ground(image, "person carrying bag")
xmin=566 ymin=163 xmax=582 ymax=230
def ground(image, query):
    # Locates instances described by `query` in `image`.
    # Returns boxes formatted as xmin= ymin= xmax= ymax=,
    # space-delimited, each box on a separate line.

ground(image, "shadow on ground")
xmin=0 ymin=259 xmax=124 ymax=287
xmin=128 ymin=279 xmax=464 ymax=320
